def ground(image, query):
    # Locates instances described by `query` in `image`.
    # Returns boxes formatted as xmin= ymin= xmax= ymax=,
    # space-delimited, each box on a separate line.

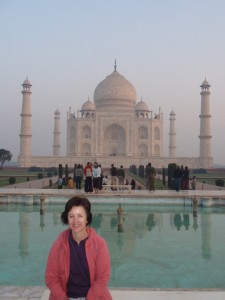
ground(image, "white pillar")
xmin=53 ymin=108 xmax=61 ymax=156
xmin=199 ymin=79 xmax=212 ymax=162
xmin=19 ymin=79 xmax=32 ymax=165
xmin=169 ymin=110 xmax=176 ymax=158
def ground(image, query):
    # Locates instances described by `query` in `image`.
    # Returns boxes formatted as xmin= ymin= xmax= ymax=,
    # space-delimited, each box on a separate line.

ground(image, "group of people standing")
xmin=83 ymin=162 xmax=102 ymax=193
xmin=173 ymin=165 xmax=190 ymax=191
xmin=57 ymin=162 xmax=137 ymax=192
xmin=57 ymin=162 xmax=103 ymax=193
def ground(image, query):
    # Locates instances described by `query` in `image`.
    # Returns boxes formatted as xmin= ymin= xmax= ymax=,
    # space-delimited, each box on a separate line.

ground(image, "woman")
xmin=45 ymin=196 xmax=112 ymax=300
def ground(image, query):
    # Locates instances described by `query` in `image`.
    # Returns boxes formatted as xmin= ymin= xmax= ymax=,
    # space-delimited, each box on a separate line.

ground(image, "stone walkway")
xmin=0 ymin=286 xmax=225 ymax=300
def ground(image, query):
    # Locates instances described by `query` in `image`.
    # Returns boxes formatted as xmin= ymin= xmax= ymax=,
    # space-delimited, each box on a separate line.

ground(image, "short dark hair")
xmin=61 ymin=196 xmax=92 ymax=225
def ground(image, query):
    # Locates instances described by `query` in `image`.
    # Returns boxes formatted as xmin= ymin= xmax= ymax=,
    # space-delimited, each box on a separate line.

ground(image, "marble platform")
xmin=0 ymin=286 xmax=225 ymax=300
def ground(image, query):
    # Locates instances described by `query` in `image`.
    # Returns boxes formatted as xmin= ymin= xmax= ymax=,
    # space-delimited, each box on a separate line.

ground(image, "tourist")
xmin=57 ymin=177 xmax=63 ymax=189
xmin=62 ymin=177 xmax=67 ymax=189
xmin=92 ymin=162 xmax=101 ymax=193
xmin=174 ymin=165 xmax=182 ymax=191
xmin=75 ymin=164 xmax=83 ymax=189
xmin=45 ymin=196 xmax=112 ymax=300
xmin=98 ymin=164 xmax=103 ymax=190
xmin=83 ymin=162 xmax=93 ymax=193
xmin=182 ymin=166 xmax=190 ymax=190
xmin=131 ymin=178 xmax=136 ymax=190
xmin=110 ymin=164 xmax=117 ymax=190
xmin=145 ymin=162 xmax=156 ymax=191
xmin=117 ymin=165 xmax=125 ymax=188
xmin=102 ymin=175 xmax=108 ymax=185
xmin=191 ymin=176 xmax=197 ymax=190
xmin=180 ymin=165 xmax=184 ymax=190
xmin=67 ymin=176 xmax=74 ymax=189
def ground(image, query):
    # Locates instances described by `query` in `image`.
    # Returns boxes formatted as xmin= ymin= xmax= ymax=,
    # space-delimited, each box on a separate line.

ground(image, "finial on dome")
xmin=114 ymin=59 xmax=117 ymax=71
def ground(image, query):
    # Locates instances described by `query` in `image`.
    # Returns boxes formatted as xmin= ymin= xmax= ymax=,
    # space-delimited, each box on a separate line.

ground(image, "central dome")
xmin=94 ymin=68 xmax=137 ymax=109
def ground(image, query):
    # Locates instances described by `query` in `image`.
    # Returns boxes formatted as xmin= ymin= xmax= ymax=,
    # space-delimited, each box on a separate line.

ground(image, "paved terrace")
xmin=0 ymin=286 xmax=224 ymax=300
xmin=1 ymin=180 xmax=225 ymax=299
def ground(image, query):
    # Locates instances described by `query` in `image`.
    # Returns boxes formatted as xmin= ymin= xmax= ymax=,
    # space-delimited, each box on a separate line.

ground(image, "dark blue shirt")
xmin=67 ymin=232 xmax=90 ymax=298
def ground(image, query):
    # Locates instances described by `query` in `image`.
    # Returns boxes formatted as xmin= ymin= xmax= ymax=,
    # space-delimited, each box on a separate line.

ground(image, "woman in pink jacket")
xmin=45 ymin=196 xmax=112 ymax=300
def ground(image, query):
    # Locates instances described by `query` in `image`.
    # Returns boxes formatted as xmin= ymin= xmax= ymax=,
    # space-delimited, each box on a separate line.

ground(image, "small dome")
xmin=81 ymin=100 xmax=96 ymax=111
xmin=170 ymin=110 xmax=175 ymax=116
xmin=201 ymin=78 xmax=210 ymax=87
xmin=55 ymin=108 xmax=60 ymax=114
xmin=94 ymin=68 xmax=137 ymax=109
xmin=135 ymin=100 xmax=149 ymax=111
xmin=22 ymin=78 xmax=31 ymax=86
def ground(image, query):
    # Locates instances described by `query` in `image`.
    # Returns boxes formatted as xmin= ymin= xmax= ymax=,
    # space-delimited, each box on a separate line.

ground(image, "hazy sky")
xmin=1 ymin=0 xmax=225 ymax=165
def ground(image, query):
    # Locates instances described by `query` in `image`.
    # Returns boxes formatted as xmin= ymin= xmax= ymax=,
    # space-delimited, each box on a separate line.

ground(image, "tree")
xmin=215 ymin=179 xmax=224 ymax=187
xmin=0 ymin=149 xmax=13 ymax=169
xmin=8 ymin=176 xmax=16 ymax=184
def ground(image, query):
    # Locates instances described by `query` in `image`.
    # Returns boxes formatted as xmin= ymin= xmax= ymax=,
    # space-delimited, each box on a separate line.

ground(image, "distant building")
xmin=18 ymin=63 xmax=213 ymax=168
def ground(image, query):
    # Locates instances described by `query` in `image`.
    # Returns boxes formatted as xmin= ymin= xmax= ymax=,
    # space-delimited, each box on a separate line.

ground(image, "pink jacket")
xmin=45 ymin=227 xmax=112 ymax=300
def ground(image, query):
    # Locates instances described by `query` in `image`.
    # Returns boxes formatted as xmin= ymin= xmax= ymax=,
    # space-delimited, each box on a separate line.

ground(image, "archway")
xmin=103 ymin=124 xmax=126 ymax=156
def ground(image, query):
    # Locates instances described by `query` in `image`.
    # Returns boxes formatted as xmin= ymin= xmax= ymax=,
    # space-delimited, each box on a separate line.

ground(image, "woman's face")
xmin=68 ymin=205 xmax=88 ymax=236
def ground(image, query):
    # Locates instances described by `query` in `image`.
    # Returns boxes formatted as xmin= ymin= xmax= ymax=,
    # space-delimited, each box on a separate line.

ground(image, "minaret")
xmin=169 ymin=110 xmax=176 ymax=158
xmin=199 ymin=79 xmax=212 ymax=167
xmin=53 ymin=108 xmax=61 ymax=156
xmin=18 ymin=78 xmax=32 ymax=166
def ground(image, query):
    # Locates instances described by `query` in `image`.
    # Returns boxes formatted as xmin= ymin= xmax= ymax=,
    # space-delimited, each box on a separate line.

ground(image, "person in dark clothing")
xmin=131 ymin=179 xmax=136 ymax=190
xmin=182 ymin=166 xmax=190 ymax=190
xmin=110 ymin=164 xmax=117 ymax=190
xmin=174 ymin=165 xmax=182 ymax=191
xmin=145 ymin=163 xmax=156 ymax=191
xmin=117 ymin=165 xmax=125 ymax=188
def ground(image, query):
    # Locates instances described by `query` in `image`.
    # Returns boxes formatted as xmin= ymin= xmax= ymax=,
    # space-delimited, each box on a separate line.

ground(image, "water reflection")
xmin=40 ymin=213 xmax=45 ymax=231
xmin=92 ymin=213 xmax=103 ymax=232
xmin=145 ymin=213 xmax=156 ymax=231
xmin=2 ymin=203 xmax=223 ymax=287
xmin=201 ymin=213 xmax=211 ymax=260
xmin=117 ymin=204 xmax=124 ymax=232
xmin=174 ymin=213 xmax=182 ymax=230
xmin=193 ymin=211 xmax=198 ymax=231
xmin=183 ymin=213 xmax=190 ymax=230
xmin=18 ymin=212 xmax=29 ymax=259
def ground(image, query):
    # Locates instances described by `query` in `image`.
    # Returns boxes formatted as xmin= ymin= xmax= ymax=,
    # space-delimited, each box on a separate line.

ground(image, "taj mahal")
xmin=18 ymin=62 xmax=213 ymax=169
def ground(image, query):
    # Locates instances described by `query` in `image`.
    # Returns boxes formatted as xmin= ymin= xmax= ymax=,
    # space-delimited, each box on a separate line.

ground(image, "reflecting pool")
xmin=0 ymin=203 xmax=225 ymax=288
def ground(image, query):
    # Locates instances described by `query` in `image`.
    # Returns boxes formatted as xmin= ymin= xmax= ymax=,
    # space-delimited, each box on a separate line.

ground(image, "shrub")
xmin=47 ymin=172 xmax=53 ymax=178
xmin=138 ymin=165 xmax=145 ymax=178
xmin=162 ymin=168 xmax=166 ymax=185
xmin=215 ymin=179 xmax=224 ymax=187
xmin=129 ymin=165 xmax=137 ymax=175
xmin=193 ymin=168 xmax=207 ymax=174
xmin=8 ymin=177 xmax=16 ymax=184
xmin=168 ymin=163 xmax=176 ymax=189
xmin=37 ymin=173 xmax=44 ymax=179
xmin=46 ymin=167 xmax=58 ymax=176
xmin=28 ymin=166 xmax=43 ymax=172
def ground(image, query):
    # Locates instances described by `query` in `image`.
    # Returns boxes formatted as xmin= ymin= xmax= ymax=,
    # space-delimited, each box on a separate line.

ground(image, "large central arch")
xmin=103 ymin=124 xmax=126 ymax=156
